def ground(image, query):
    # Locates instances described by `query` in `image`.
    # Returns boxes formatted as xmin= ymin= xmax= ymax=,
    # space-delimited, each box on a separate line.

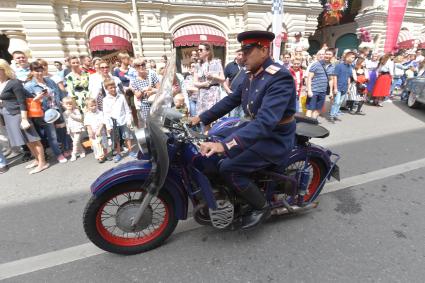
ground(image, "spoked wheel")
xmin=284 ymin=157 xmax=326 ymax=203
xmin=83 ymin=182 xmax=177 ymax=255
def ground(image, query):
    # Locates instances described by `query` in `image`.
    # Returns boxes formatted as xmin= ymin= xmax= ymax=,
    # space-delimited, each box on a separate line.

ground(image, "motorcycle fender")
xmin=287 ymin=145 xmax=332 ymax=175
xmin=90 ymin=160 xmax=188 ymax=220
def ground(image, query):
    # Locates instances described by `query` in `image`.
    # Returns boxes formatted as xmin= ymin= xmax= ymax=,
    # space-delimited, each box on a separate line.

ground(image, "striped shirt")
xmin=309 ymin=60 xmax=334 ymax=93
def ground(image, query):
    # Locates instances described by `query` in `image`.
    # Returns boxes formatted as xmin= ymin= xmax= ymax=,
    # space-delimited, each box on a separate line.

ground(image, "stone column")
xmin=3 ymin=30 xmax=30 ymax=57
xmin=16 ymin=0 xmax=66 ymax=63
xmin=355 ymin=1 xmax=388 ymax=51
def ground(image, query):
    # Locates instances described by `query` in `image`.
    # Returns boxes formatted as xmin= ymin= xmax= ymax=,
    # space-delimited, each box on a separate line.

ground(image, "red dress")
xmin=372 ymin=73 xmax=392 ymax=97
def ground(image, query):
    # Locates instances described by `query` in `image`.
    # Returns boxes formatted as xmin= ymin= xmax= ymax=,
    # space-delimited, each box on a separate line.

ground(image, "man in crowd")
xmin=80 ymin=55 xmax=96 ymax=74
xmin=306 ymin=49 xmax=335 ymax=119
xmin=223 ymin=50 xmax=245 ymax=94
xmin=190 ymin=30 xmax=297 ymax=229
xmin=223 ymin=50 xmax=246 ymax=117
xmin=280 ymin=52 xmax=291 ymax=69
xmin=11 ymin=51 xmax=30 ymax=82
xmin=329 ymin=50 xmax=356 ymax=122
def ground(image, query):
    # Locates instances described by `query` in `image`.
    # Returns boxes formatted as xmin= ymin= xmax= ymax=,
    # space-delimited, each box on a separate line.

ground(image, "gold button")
xmin=245 ymin=88 xmax=248 ymax=91
xmin=261 ymin=77 xmax=264 ymax=80
xmin=250 ymin=101 xmax=253 ymax=104
xmin=255 ymin=89 xmax=258 ymax=92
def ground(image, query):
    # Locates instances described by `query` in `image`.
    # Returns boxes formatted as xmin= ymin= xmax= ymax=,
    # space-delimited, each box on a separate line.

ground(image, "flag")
xmin=271 ymin=0 xmax=284 ymax=61
xmin=384 ymin=0 xmax=408 ymax=53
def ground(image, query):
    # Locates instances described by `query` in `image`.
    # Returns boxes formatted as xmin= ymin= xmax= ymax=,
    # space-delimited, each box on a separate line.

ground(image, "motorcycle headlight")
xmin=134 ymin=128 xmax=150 ymax=155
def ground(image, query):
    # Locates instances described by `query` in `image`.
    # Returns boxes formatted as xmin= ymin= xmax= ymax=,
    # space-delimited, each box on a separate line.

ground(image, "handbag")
xmin=26 ymin=98 xmax=44 ymax=118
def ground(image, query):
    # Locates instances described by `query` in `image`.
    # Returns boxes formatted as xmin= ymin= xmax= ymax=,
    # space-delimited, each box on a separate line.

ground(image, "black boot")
xmin=238 ymin=183 xmax=271 ymax=230
xmin=355 ymin=101 xmax=365 ymax=115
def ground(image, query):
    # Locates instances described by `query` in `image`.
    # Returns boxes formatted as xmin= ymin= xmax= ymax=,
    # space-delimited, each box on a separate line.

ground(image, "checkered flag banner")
xmin=271 ymin=0 xmax=284 ymax=61
xmin=272 ymin=0 xmax=283 ymax=14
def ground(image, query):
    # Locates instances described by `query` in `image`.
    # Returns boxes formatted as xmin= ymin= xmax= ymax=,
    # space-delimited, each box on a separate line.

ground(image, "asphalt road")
xmin=1 ymin=99 xmax=425 ymax=282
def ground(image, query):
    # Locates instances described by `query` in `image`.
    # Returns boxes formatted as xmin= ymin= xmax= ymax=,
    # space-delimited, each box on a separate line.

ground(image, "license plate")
xmin=330 ymin=165 xmax=340 ymax=181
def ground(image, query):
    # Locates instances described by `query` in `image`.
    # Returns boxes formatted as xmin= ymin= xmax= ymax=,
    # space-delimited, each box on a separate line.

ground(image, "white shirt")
xmin=63 ymin=109 xmax=84 ymax=133
xmin=102 ymin=93 xmax=132 ymax=128
xmin=88 ymin=73 xmax=123 ymax=99
xmin=84 ymin=110 xmax=107 ymax=134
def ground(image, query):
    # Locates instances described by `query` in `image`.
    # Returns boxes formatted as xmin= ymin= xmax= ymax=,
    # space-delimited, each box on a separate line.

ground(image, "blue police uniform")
xmin=198 ymin=30 xmax=296 ymax=229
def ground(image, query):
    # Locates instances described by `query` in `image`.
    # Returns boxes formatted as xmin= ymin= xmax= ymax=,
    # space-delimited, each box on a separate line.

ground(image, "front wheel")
xmin=83 ymin=182 xmax=178 ymax=255
xmin=407 ymin=92 xmax=421 ymax=108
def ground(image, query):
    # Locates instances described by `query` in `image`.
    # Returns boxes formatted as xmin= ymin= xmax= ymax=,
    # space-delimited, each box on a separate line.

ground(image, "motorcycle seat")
xmin=296 ymin=122 xmax=329 ymax=139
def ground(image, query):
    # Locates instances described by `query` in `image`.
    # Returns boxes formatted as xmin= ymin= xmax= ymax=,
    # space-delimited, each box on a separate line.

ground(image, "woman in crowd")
xmin=92 ymin=57 xmax=102 ymax=74
xmin=0 ymin=59 xmax=48 ymax=174
xmin=66 ymin=56 xmax=90 ymax=112
xmin=193 ymin=43 xmax=225 ymax=129
xmin=25 ymin=61 xmax=67 ymax=163
xmin=129 ymin=58 xmax=160 ymax=128
xmin=37 ymin=59 xmax=66 ymax=94
xmin=366 ymin=53 xmax=379 ymax=96
xmin=89 ymin=60 xmax=124 ymax=111
xmin=372 ymin=54 xmax=393 ymax=106
xmin=350 ymin=57 xmax=369 ymax=114
xmin=289 ymin=57 xmax=304 ymax=112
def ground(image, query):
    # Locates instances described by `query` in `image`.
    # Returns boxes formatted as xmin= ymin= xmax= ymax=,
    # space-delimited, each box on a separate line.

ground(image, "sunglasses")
xmin=198 ymin=49 xmax=205 ymax=52
xmin=134 ymin=64 xmax=146 ymax=68
xmin=100 ymin=66 xmax=109 ymax=69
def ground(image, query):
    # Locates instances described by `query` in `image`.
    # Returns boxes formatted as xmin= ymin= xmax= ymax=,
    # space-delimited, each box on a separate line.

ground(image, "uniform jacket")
xmin=200 ymin=58 xmax=296 ymax=164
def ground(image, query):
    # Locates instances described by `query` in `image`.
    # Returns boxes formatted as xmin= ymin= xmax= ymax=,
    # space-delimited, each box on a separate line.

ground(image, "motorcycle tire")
xmin=83 ymin=182 xmax=178 ymax=255
xmin=284 ymin=157 xmax=327 ymax=203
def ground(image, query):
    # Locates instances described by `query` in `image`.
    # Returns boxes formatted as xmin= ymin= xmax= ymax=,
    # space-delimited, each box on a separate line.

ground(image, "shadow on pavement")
xmin=392 ymin=99 xmax=425 ymax=123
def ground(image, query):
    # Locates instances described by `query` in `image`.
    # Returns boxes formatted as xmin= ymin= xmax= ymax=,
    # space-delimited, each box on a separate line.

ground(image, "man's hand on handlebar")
xmin=189 ymin=116 xmax=201 ymax=126
xmin=200 ymin=142 xmax=224 ymax=157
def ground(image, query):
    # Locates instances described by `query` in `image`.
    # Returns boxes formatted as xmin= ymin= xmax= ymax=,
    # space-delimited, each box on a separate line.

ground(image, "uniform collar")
xmin=250 ymin=57 xmax=274 ymax=78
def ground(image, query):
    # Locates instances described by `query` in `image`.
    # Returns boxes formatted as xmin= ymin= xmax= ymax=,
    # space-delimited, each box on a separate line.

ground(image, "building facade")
xmin=0 ymin=0 xmax=424 ymax=67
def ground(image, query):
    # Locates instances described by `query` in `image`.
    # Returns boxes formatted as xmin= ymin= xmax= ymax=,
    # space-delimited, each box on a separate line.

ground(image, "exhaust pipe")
xmin=271 ymin=201 xmax=319 ymax=216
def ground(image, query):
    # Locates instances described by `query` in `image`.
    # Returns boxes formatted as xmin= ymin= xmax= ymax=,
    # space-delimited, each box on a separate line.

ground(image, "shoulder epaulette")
xmin=265 ymin=64 xmax=281 ymax=75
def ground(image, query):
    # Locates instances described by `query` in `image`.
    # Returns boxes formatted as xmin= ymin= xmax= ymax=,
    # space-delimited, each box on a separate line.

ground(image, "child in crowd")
xmin=102 ymin=78 xmax=136 ymax=162
xmin=84 ymin=98 xmax=108 ymax=163
xmin=173 ymin=93 xmax=189 ymax=116
xmin=62 ymin=97 xmax=86 ymax=161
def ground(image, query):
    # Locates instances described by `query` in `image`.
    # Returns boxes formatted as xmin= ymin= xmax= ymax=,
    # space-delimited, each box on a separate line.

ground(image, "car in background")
xmin=405 ymin=76 xmax=425 ymax=108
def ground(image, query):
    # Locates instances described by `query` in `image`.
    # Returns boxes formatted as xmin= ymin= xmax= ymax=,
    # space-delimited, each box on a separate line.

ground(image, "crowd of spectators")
xmin=1 ymin=43 xmax=424 ymax=175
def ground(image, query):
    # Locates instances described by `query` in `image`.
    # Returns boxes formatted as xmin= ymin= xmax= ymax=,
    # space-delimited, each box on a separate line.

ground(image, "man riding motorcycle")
xmin=191 ymin=30 xmax=297 ymax=229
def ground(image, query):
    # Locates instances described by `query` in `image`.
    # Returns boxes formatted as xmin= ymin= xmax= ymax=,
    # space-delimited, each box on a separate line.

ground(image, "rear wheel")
xmin=83 ymin=182 xmax=177 ymax=255
xmin=284 ymin=157 xmax=327 ymax=203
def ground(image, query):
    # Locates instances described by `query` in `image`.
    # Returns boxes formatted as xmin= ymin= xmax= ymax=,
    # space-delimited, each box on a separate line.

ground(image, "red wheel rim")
xmin=303 ymin=161 xmax=321 ymax=202
xmin=95 ymin=192 xmax=169 ymax=247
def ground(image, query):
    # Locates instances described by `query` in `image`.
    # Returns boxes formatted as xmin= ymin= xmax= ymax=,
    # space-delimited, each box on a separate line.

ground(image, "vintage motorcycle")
xmin=82 ymin=60 xmax=340 ymax=255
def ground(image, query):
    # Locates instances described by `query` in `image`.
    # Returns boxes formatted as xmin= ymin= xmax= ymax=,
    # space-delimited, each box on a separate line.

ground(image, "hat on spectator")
xmin=236 ymin=30 xmax=275 ymax=52
xmin=44 ymin=109 xmax=60 ymax=123
xmin=295 ymin=32 xmax=302 ymax=37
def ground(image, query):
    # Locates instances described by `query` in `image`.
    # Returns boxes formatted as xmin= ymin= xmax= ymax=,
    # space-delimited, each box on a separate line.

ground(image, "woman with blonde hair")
xmin=193 ymin=43 xmax=225 ymax=130
xmin=0 ymin=59 xmax=48 ymax=174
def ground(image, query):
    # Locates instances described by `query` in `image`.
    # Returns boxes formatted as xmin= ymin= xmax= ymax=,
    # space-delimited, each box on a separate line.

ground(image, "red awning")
xmin=397 ymin=29 xmax=414 ymax=49
xmin=173 ymin=24 xmax=226 ymax=47
xmin=89 ymin=22 xmax=132 ymax=52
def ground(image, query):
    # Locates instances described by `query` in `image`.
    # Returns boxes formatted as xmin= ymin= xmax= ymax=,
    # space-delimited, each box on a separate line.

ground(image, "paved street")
xmin=1 ymin=99 xmax=425 ymax=282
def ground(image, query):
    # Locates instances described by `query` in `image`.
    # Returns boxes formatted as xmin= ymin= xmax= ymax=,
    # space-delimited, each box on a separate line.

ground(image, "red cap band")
xmin=241 ymin=38 xmax=271 ymax=47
